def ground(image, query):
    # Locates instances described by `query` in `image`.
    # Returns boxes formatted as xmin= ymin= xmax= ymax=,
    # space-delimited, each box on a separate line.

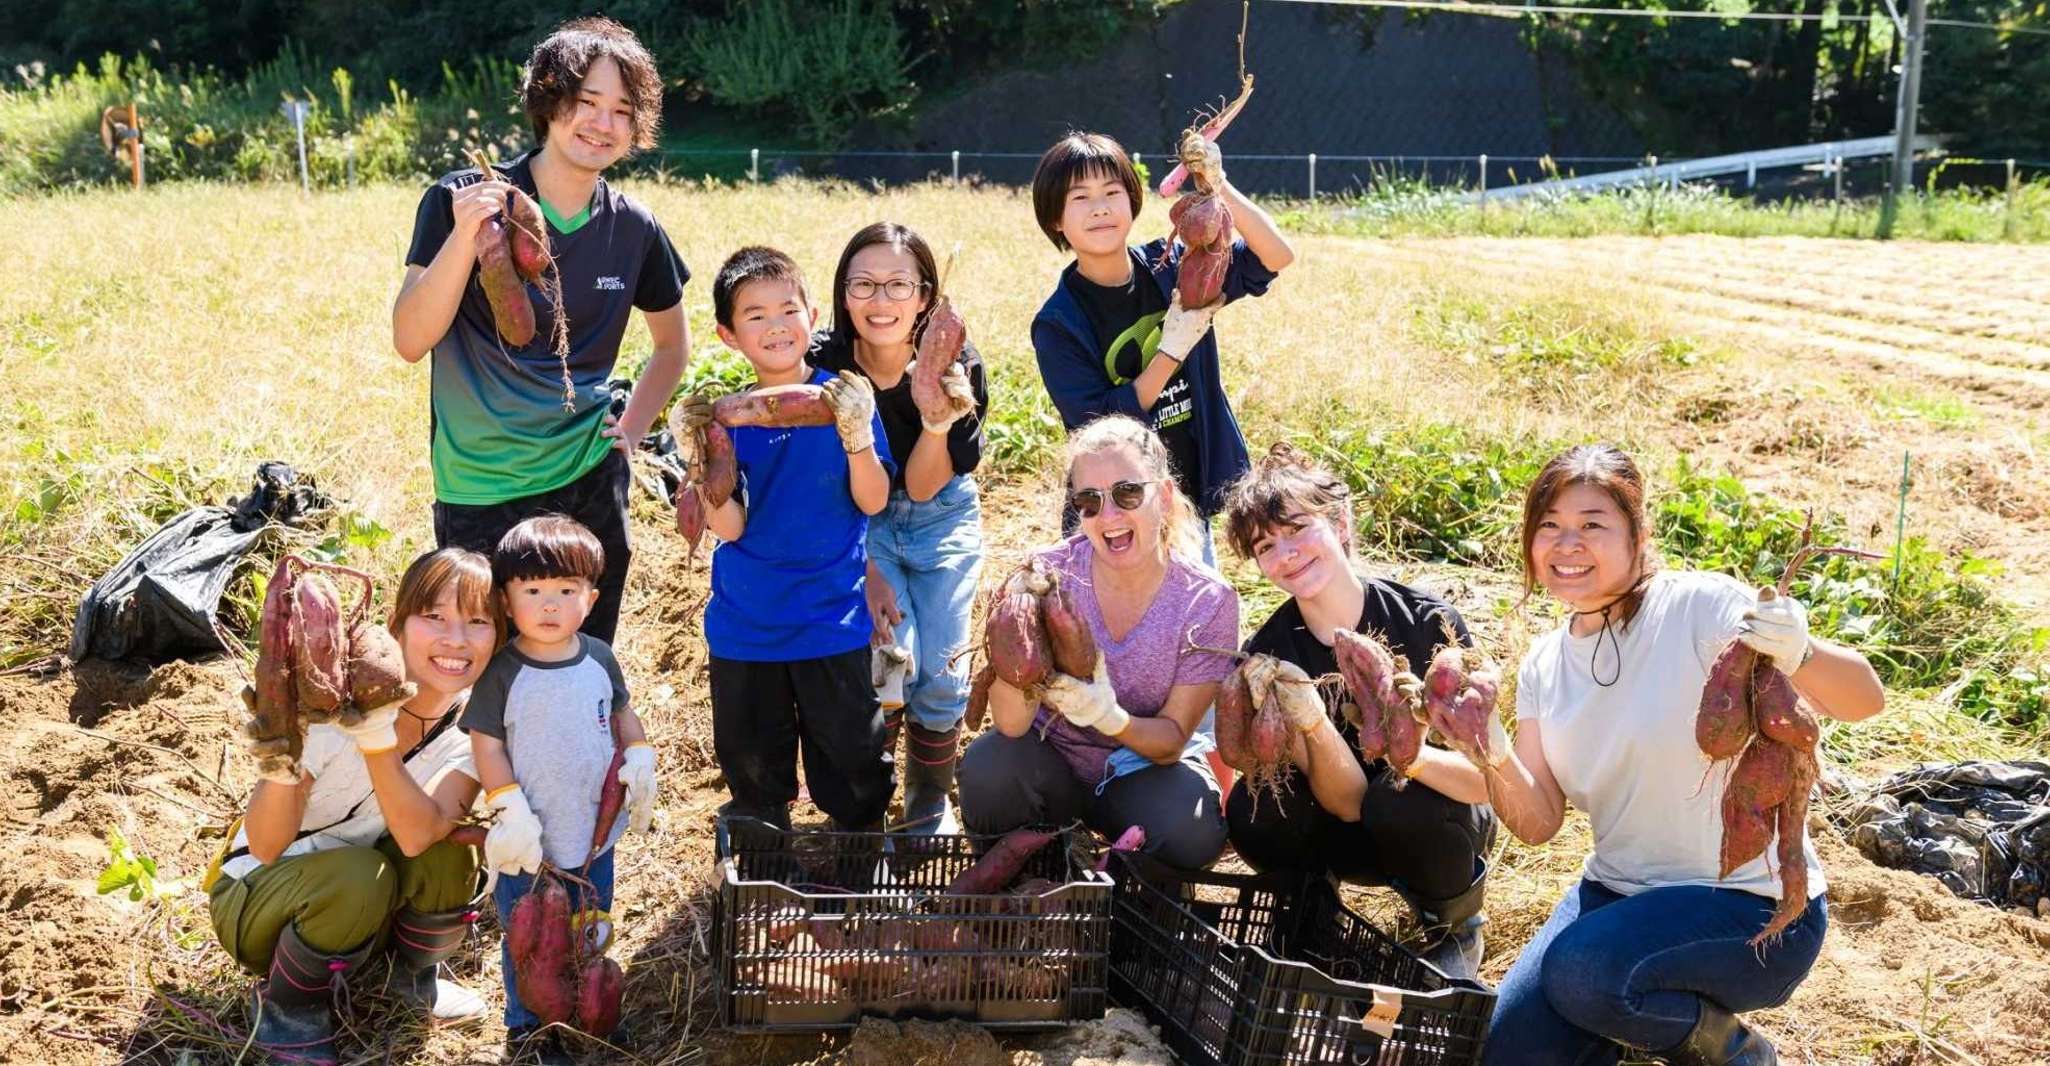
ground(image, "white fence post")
xmin=1746 ymin=159 xmax=1756 ymax=189
xmin=749 ymin=148 xmax=759 ymax=183
xmin=2005 ymin=158 xmax=2018 ymax=239
xmin=1478 ymin=153 xmax=1488 ymax=202
xmin=1307 ymin=153 xmax=1317 ymax=200
xmin=951 ymin=149 xmax=960 ymax=185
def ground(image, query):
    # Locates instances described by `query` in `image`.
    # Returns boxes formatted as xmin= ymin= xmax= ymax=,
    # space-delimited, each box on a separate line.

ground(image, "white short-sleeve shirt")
xmin=1516 ymin=570 xmax=1826 ymax=900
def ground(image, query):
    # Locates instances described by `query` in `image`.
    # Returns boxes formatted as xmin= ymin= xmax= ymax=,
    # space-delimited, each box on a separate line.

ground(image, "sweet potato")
xmin=246 ymin=558 xmax=301 ymax=775
xmin=344 ymin=620 xmax=415 ymax=715
xmin=675 ymin=483 xmax=705 ymax=561
xmin=574 ymin=956 xmax=624 ymax=1036
xmin=712 ymin=384 xmax=836 ymax=428
xmin=1168 ymin=186 xmax=1234 ymax=309
xmin=1697 ymin=642 xmax=1758 ymax=762
xmin=1751 ymin=660 xmax=1819 ymax=753
xmin=1383 ymin=697 xmax=1424 ymax=781
xmin=290 ymin=573 xmax=348 ymax=718
xmin=1215 ymin=661 xmax=1254 ymax=770
xmin=986 ymin=565 xmax=1052 ymax=690
xmin=701 ymin=422 xmax=737 ymax=508
xmin=587 ymin=743 xmax=626 ymax=866
xmin=1247 ymin=698 xmax=1288 ymax=766
xmin=476 ymin=217 xmax=537 ymax=348
xmin=1719 ymin=738 xmax=1795 ymax=877
xmin=948 ymin=828 xmax=1056 ymax=895
xmin=512 ymin=874 xmax=578 ymax=1024
xmin=504 ymin=187 xmax=550 ymax=283
xmin=1039 ymin=571 xmax=1097 ymax=679
xmin=964 ymin=662 xmax=996 ymax=732
xmin=910 ymin=294 xmax=967 ymax=420
xmin=1335 ymin=629 xmax=1401 ymax=761
xmin=1752 ymin=755 xmax=1816 ymax=946
xmin=1096 ymin=824 xmax=1147 ymax=872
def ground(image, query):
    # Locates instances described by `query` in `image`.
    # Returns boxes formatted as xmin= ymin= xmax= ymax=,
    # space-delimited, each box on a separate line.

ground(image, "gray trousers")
xmin=957 ymin=730 xmax=1227 ymax=870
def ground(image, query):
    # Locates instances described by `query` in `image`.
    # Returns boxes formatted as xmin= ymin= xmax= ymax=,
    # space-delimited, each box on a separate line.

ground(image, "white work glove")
xmin=822 ymin=371 xmax=877 ymax=454
xmin=619 ymin=743 xmax=658 ymax=836
xmin=1042 ymin=653 xmax=1131 ymax=736
xmin=1271 ymin=660 xmax=1328 ymax=732
xmin=339 ymin=702 xmax=401 ymax=754
xmin=1156 ymin=290 xmax=1218 ymax=363
xmin=872 ymin=644 xmax=912 ymax=711
xmin=484 ymin=786 xmax=545 ymax=876
xmin=1737 ymin=591 xmax=1810 ymax=675
xmin=665 ymin=392 xmax=713 ymax=441
xmin=918 ymin=362 xmax=977 ymax=435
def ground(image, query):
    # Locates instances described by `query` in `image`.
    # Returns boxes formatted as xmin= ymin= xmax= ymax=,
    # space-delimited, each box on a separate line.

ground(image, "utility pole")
xmin=1879 ymin=0 xmax=1927 ymax=239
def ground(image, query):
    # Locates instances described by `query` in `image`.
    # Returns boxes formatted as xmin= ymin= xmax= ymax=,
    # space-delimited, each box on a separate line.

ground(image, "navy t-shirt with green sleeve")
xmin=405 ymin=150 xmax=688 ymax=505
xmin=705 ymin=367 xmax=895 ymax=662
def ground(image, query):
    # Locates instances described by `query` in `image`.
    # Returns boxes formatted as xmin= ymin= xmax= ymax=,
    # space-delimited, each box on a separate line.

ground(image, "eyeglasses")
xmin=1069 ymin=479 xmax=1158 ymax=518
xmin=845 ymin=278 xmax=927 ymax=301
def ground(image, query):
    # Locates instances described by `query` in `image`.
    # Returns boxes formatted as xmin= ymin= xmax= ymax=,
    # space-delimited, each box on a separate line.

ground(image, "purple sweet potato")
xmin=1215 ymin=660 xmax=1255 ymax=771
xmin=574 ymin=956 xmax=624 ymax=1036
xmin=948 ymin=828 xmax=1056 ymax=895
xmin=1698 ymin=642 xmax=1759 ymax=762
xmin=1719 ymin=737 xmax=1796 ymax=877
xmin=712 ymin=384 xmax=836 ymax=428
xmin=1039 ymin=571 xmax=1097 ymax=679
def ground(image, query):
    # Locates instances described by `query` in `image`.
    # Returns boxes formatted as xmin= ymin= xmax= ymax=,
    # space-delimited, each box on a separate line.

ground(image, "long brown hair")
xmin=828 ymin=222 xmax=940 ymax=354
xmin=1519 ymin=444 xmax=1659 ymax=626
xmin=388 ymin=547 xmax=505 ymax=649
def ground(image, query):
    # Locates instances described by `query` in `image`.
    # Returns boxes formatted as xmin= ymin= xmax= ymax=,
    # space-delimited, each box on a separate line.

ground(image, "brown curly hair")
xmin=521 ymin=16 xmax=663 ymax=151
xmin=1221 ymin=442 xmax=1354 ymax=561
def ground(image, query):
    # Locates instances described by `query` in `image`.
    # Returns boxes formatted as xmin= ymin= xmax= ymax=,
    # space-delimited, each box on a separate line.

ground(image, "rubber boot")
xmin=1394 ymin=858 xmax=1491 ymax=984
xmin=1663 ymin=1000 xmax=1779 ymax=1066
xmin=900 ymin=721 xmax=960 ymax=835
xmin=388 ymin=904 xmax=486 ymax=1024
xmin=251 ymin=922 xmax=373 ymax=1064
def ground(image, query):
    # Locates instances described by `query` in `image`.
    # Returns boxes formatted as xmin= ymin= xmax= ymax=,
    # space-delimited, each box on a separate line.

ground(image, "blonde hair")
xmin=1064 ymin=414 xmax=1204 ymax=566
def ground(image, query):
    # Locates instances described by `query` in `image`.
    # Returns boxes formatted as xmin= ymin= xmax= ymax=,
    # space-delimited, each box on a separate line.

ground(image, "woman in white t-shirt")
xmin=206 ymin=548 xmax=504 ymax=1063
xmin=1443 ymin=446 xmax=1885 ymax=1066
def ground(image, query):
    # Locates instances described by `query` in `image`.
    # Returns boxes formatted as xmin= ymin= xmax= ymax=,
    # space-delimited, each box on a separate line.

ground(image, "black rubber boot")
xmin=252 ymin=922 xmax=373 ymax=1064
xmin=1395 ymin=858 xmax=1491 ymax=984
xmin=387 ymin=904 xmax=485 ymax=1024
xmin=1663 ymin=1001 xmax=1780 ymax=1066
xmin=900 ymin=721 xmax=960 ymax=835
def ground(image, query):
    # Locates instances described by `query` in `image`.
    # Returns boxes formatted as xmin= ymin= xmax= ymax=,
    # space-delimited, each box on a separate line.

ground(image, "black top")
xmin=1243 ymin=574 xmax=1473 ymax=754
xmin=1061 ymin=262 xmax=1200 ymax=510
xmin=810 ymin=329 xmax=989 ymax=494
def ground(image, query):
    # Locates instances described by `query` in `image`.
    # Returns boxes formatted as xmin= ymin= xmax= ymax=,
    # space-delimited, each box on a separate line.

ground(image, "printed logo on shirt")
xmin=1153 ymin=376 xmax=1194 ymax=431
xmin=1102 ymin=311 xmax=1168 ymax=386
xmin=595 ymin=276 xmax=626 ymax=291
xmin=595 ymin=695 xmax=611 ymax=732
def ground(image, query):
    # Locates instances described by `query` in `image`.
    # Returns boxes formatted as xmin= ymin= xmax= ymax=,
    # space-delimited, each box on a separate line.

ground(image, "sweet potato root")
xmin=985 ymin=564 xmax=1052 ymax=690
xmin=344 ymin=620 xmax=415 ymax=714
xmin=512 ymin=874 xmax=578 ymax=1024
xmin=574 ymin=956 xmax=624 ymax=1036
xmin=964 ymin=662 xmax=995 ymax=733
xmin=504 ymin=187 xmax=550 ymax=283
xmin=1752 ymin=754 xmax=1816 ymax=946
xmin=910 ymin=294 xmax=967 ymax=420
xmin=1697 ymin=642 xmax=1758 ymax=762
xmin=1719 ymin=737 xmax=1796 ymax=877
xmin=290 ymin=573 xmax=348 ymax=718
xmin=1215 ymin=661 xmax=1254 ymax=770
xmin=588 ymin=743 xmax=626 ymax=866
xmin=701 ymin=422 xmax=737 ymax=508
xmin=948 ymin=828 xmax=1056 ymax=895
xmin=476 ymin=217 xmax=536 ymax=348
xmin=712 ymin=384 xmax=836 ymax=428
xmin=1751 ymin=659 xmax=1819 ymax=753
xmin=1169 ymin=187 xmax=1233 ymax=309
xmin=1039 ymin=571 xmax=1097 ymax=679
xmin=675 ymin=483 xmax=706 ymax=561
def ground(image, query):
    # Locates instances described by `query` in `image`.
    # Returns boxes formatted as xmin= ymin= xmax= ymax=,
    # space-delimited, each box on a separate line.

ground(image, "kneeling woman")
xmin=958 ymin=414 xmax=1236 ymax=869
xmin=1459 ymin=445 xmax=1884 ymax=1066
xmin=1218 ymin=443 xmax=1497 ymax=981
xmin=206 ymin=548 xmax=503 ymax=1061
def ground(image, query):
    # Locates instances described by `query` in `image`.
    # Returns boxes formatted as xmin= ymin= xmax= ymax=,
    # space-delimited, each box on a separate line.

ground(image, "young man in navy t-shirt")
xmin=677 ymin=247 xmax=897 ymax=831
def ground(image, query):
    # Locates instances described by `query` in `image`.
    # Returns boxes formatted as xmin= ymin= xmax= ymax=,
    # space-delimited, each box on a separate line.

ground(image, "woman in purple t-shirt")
xmin=957 ymin=414 xmax=1237 ymax=868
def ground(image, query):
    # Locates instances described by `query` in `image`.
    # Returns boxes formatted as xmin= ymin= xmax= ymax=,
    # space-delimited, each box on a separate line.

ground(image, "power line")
xmin=1259 ymin=0 xmax=2050 ymax=36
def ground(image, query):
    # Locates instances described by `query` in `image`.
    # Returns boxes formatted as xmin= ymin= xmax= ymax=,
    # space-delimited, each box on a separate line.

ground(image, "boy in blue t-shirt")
xmin=675 ymin=246 xmax=896 ymax=831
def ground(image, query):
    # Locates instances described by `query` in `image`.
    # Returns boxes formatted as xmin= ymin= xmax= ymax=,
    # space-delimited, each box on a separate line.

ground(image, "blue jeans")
xmin=492 ymin=848 xmax=616 ymax=1030
xmin=1482 ymin=879 xmax=1827 ymax=1065
xmin=868 ymin=476 xmax=984 ymax=732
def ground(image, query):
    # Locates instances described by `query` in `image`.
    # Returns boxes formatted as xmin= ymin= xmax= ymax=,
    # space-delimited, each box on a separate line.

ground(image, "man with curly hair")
xmin=393 ymin=17 xmax=687 ymax=647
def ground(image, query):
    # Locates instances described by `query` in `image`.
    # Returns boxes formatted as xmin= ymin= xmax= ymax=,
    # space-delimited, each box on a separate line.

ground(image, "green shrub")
xmin=682 ymin=0 xmax=911 ymax=147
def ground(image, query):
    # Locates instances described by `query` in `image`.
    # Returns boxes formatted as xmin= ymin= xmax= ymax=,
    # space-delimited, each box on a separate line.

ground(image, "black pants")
xmin=958 ymin=730 xmax=1227 ymax=871
xmin=1227 ymin=762 xmax=1496 ymax=901
xmin=709 ymin=648 xmax=894 ymax=829
xmin=432 ymin=449 xmax=632 ymax=643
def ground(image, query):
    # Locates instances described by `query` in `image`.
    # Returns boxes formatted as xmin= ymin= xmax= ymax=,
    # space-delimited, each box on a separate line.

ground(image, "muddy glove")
xmin=620 ymin=743 xmax=658 ymax=835
xmin=665 ymin=393 xmax=714 ymax=441
xmin=1043 ymin=652 xmax=1131 ymax=736
xmin=1271 ymin=660 xmax=1329 ymax=733
xmin=239 ymin=685 xmax=304 ymax=786
xmin=1156 ymin=290 xmax=1218 ymax=363
xmin=1737 ymin=591 xmax=1810 ymax=675
xmin=339 ymin=702 xmax=401 ymax=754
xmin=918 ymin=362 xmax=978 ymax=435
xmin=484 ymin=785 xmax=545 ymax=876
xmin=822 ymin=371 xmax=877 ymax=454
xmin=871 ymin=644 xmax=912 ymax=711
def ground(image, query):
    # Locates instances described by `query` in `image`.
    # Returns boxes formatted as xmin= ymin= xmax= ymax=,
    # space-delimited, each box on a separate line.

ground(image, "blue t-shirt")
xmin=705 ymin=367 xmax=895 ymax=661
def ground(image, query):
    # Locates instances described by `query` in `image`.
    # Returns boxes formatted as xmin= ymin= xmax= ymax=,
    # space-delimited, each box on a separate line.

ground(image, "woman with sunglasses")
xmin=1215 ymin=443 xmax=1498 ymax=982
xmin=1457 ymin=445 xmax=1883 ymax=1066
xmin=957 ymin=414 xmax=1236 ymax=869
xmin=811 ymin=222 xmax=987 ymax=834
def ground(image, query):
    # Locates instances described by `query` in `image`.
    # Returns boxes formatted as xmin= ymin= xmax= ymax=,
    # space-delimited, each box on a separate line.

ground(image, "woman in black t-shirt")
xmin=1220 ymin=444 xmax=1499 ymax=982
xmin=810 ymin=222 xmax=988 ymax=835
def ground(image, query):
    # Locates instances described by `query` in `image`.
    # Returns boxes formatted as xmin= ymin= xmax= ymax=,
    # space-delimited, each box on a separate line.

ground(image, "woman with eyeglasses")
xmin=811 ymin=222 xmax=988 ymax=834
xmin=956 ymin=414 xmax=1236 ymax=869
xmin=1460 ymin=445 xmax=1884 ymax=1066
xmin=1214 ymin=443 xmax=1498 ymax=982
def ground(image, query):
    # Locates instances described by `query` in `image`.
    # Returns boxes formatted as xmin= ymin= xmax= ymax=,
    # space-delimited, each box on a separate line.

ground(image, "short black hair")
xmin=492 ymin=514 xmax=605 ymax=587
xmin=713 ymin=245 xmax=810 ymax=329
xmin=521 ymin=16 xmax=663 ymax=151
xmin=1031 ymin=132 xmax=1143 ymax=251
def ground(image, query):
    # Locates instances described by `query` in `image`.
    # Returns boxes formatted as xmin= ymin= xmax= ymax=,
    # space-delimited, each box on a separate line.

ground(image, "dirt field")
xmin=3 ymin=185 xmax=2049 ymax=1064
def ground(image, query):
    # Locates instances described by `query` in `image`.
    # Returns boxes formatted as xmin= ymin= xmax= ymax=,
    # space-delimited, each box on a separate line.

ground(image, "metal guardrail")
xmin=1479 ymin=134 xmax=1944 ymax=202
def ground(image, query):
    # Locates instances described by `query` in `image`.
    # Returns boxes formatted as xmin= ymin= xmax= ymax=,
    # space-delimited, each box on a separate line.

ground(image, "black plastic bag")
xmin=69 ymin=462 xmax=331 ymax=663
xmin=1847 ymin=760 xmax=2050 ymax=910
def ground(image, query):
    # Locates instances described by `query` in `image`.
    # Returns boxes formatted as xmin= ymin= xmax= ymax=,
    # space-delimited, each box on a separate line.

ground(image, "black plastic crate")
xmin=1107 ymin=851 xmax=1495 ymax=1066
xmin=713 ymin=817 xmax=1112 ymax=1031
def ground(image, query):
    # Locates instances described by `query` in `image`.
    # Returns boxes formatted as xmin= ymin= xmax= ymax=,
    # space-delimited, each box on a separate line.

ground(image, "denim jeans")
xmin=868 ymin=476 xmax=984 ymax=732
xmin=492 ymin=848 xmax=616 ymax=1030
xmin=1481 ymin=879 xmax=1827 ymax=1065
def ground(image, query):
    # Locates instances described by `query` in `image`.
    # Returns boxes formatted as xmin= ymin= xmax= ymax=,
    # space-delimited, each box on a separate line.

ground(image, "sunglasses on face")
xmin=845 ymin=278 xmax=926 ymax=301
xmin=1069 ymin=479 xmax=1158 ymax=518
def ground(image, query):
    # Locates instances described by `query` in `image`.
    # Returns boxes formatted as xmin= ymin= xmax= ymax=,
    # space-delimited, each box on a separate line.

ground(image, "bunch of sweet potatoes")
xmin=466 ymin=150 xmax=574 ymax=409
xmin=507 ymin=742 xmax=628 ymax=1034
xmin=1160 ymin=70 xmax=1252 ymax=308
xmin=239 ymin=556 xmax=417 ymax=782
xmin=963 ymin=558 xmax=1097 ymax=731
xmin=1215 ymin=652 xmax=1320 ymax=802
xmin=666 ymin=386 xmax=838 ymax=561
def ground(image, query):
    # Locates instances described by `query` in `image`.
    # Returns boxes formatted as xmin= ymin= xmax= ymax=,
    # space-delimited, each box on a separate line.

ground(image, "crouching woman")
xmin=205 ymin=547 xmax=504 ymax=1062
